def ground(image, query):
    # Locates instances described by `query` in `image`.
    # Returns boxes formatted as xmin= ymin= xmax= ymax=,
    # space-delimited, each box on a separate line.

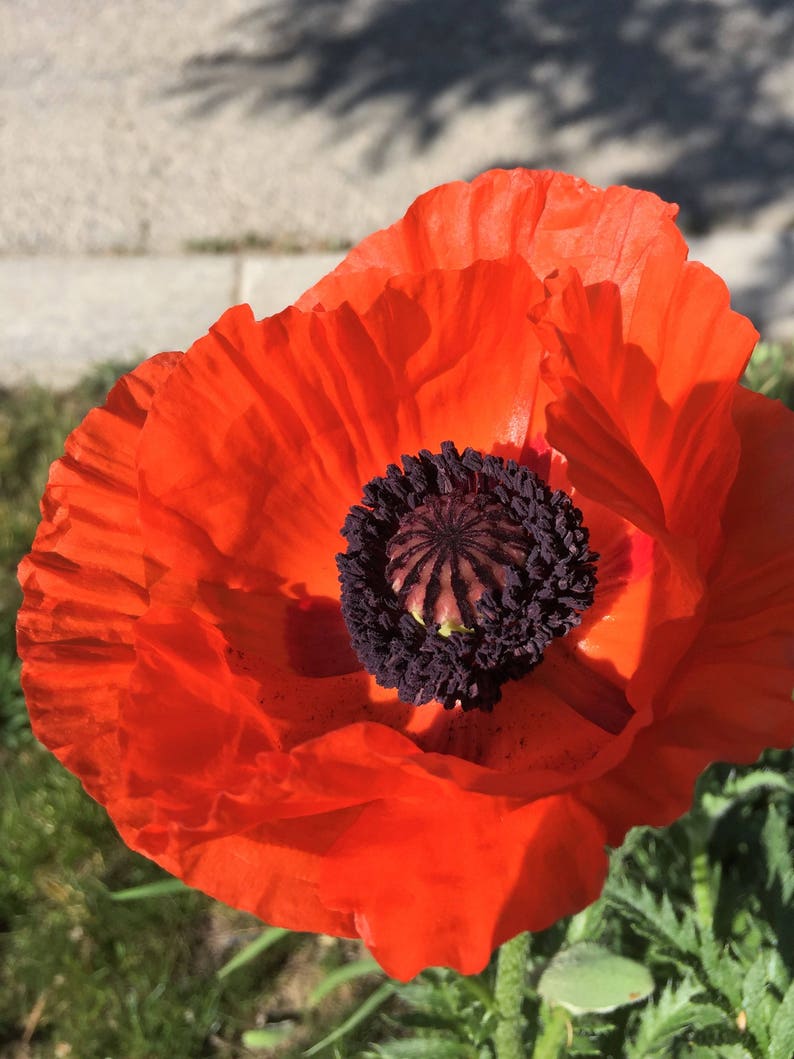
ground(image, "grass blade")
xmin=309 ymin=957 xmax=383 ymax=1007
xmin=304 ymin=982 xmax=397 ymax=1056
xmin=110 ymin=878 xmax=190 ymax=901
xmin=217 ymin=926 xmax=292 ymax=979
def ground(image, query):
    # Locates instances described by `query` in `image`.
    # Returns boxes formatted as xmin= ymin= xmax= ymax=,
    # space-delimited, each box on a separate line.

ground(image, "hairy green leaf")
xmin=768 ymin=980 xmax=794 ymax=1059
xmin=741 ymin=950 xmax=780 ymax=1053
xmin=626 ymin=977 xmax=727 ymax=1058
xmin=762 ymin=804 xmax=794 ymax=903
xmin=605 ymin=884 xmax=699 ymax=961
xmin=687 ymin=1047 xmax=754 ymax=1059
xmin=741 ymin=948 xmax=794 ymax=1054
xmin=566 ymin=1017 xmax=619 ymax=1056
xmin=698 ymin=933 xmax=744 ymax=1010
xmin=701 ymin=770 xmax=794 ymax=821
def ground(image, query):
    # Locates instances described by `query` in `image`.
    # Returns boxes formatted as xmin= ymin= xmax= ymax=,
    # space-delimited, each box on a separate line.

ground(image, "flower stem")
xmin=691 ymin=847 xmax=714 ymax=931
xmin=493 ymin=932 xmax=530 ymax=1059
xmin=530 ymin=1004 xmax=570 ymax=1059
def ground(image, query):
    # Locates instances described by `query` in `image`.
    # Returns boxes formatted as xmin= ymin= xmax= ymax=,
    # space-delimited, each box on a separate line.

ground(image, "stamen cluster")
xmin=338 ymin=442 xmax=597 ymax=711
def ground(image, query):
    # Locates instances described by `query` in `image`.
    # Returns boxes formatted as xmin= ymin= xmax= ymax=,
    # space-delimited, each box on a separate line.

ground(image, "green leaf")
xmin=304 ymin=982 xmax=397 ymax=1056
xmin=369 ymin=1037 xmax=475 ymax=1058
xmin=217 ymin=926 xmax=292 ymax=979
xmin=701 ymin=770 xmax=794 ymax=821
xmin=308 ymin=958 xmax=383 ymax=1007
xmin=564 ymin=900 xmax=606 ymax=945
xmin=109 ymin=877 xmax=190 ymax=901
xmin=242 ymin=1025 xmax=295 ymax=1049
xmin=741 ymin=951 xmax=774 ymax=1053
xmin=768 ymin=980 xmax=794 ymax=1059
xmin=762 ymin=804 xmax=794 ymax=902
xmin=763 ymin=948 xmax=791 ymax=994
xmin=566 ymin=1018 xmax=619 ymax=1057
xmin=698 ymin=933 xmax=744 ymax=1009
xmin=605 ymin=884 xmax=699 ymax=961
xmin=743 ymin=340 xmax=794 ymax=404
xmin=537 ymin=943 xmax=654 ymax=1014
xmin=626 ymin=977 xmax=727 ymax=1058
xmin=687 ymin=1047 xmax=754 ymax=1059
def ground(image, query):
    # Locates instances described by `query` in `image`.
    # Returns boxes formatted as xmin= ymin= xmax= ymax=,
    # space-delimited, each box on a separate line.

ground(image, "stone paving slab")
xmin=0 ymin=236 xmax=791 ymax=389
xmin=0 ymin=256 xmax=234 ymax=388
xmin=0 ymin=253 xmax=343 ymax=388
xmin=237 ymin=252 xmax=346 ymax=315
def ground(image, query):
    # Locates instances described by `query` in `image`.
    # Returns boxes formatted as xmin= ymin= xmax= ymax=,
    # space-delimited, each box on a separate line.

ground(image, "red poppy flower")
xmin=18 ymin=169 xmax=794 ymax=981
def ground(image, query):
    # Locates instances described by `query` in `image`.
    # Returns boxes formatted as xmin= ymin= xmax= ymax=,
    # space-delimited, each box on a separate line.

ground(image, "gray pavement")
xmin=3 ymin=0 xmax=794 ymax=253
xmin=1 ymin=1 xmax=792 ymax=385
xmin=0 ymin=253 xmax=343 ymax=387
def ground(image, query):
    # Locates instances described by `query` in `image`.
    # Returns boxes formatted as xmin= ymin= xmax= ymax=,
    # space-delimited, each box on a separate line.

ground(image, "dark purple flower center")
xmin=337 ymin=442 xmax=597 ymax=712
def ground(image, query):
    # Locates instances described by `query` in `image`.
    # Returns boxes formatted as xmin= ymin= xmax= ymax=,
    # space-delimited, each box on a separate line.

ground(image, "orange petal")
xmin=17 ymin=352 xmax=181 ymax=801
xmin=114 ymin=603 xmax=611 ymax=958
xmin=184 ymin=582 xmax=415 ymax=752
xmin=320 ymin=791 xmax=607 ymax=980
xmin=298 ymin=169 xmax=685 ymax=332
xmin=116 ymin=606 xmax=453 ymax=937
xmin=137 ymin=262 xmax=552 ymax=596
xmin=535 ymin=261 xmax=757 ymax=568
xmin=134 ymin=273 xmax=677 ymax=801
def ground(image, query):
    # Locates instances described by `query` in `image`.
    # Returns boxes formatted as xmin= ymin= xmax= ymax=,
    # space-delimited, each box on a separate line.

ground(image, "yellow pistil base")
xmin=409 ymin=607 xmax=474 ymax=638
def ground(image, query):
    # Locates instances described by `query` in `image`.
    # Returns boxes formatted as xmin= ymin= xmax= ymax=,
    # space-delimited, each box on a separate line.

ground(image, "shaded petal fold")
xmin=581 ymin=387 xmax=794 ymax=842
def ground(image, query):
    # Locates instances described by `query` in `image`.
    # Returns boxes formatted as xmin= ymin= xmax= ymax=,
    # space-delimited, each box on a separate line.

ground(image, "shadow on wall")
xmin=170 ymin=0 xmax=794 ymax=231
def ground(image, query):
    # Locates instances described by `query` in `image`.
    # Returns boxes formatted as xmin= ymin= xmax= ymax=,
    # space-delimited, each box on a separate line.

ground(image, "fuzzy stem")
xmin=493 ymin=932 xmax=530 ymax=1059
xmin=689 ymin=814 xmax=714 ymax=931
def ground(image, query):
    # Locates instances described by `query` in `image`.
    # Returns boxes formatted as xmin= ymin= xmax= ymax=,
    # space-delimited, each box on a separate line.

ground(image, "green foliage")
xmin=768 ymin=981 xmax=794 ymax=1059
xmin=0 ymin=737 xmax=385 ymax=1058
xmin=0 ymin=743 xmax=223 ymax=1056
xmin=396 ymin=969 xmax=498 ymax=1050
xmin=110 ymin=877 xmax=191 ymax=901
xmin=216 ymin=926 xmax=293 ymax=979
xmin=625 ymin=978 xmax=727 ymax=1057
xmin=0 ymin=650 xmax=29 ymax=747
xmin=309 ymin=957 xmax=384 ymax=1006
xmin=369 ymin=1037 xmax=482 ymax=1058
xmin=241 ymin=1023 xmax=295 ymax=1048
xmin=762 ymin=803 xmax=794 ymax=903
xmin=743 ymin=340 xmax=794 ymax=407
xmin=305 ymin=982 xmax=399 ymax=1056
xmin=369 ymin=755 xmax=794 ymax=1059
